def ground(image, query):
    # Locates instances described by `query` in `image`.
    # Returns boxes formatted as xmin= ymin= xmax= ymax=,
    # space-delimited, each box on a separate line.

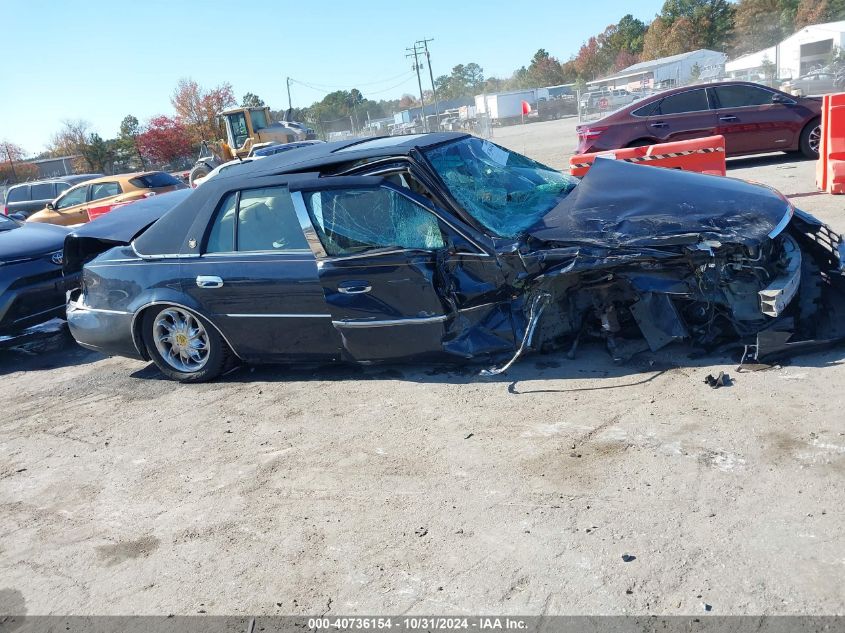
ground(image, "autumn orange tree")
xmin=170 ymin=78 xmax=236 ymax=144
xmin=0 ymin=141 xmax=37 ymax=183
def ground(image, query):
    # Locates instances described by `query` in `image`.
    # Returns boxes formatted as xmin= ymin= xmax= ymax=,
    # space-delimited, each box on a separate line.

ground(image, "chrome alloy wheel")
xmin=809 ymin=124 xmax=821 ymax=154
xmin=152 ymin=308 xmax=210 ymax=372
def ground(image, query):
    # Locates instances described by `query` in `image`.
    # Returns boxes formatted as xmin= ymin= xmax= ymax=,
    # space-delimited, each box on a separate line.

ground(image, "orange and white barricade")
xmin=570 ymin=135 xmax=727 ymax=178
xmin=816 ymin=93 xmax=845 ymax=195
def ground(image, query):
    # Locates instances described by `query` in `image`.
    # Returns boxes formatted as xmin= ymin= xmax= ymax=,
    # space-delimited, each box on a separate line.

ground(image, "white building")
xmin=726 ymin=21 xmax=845 ymax=81
xmin=587 ymin=49 xmax=727 ymax=91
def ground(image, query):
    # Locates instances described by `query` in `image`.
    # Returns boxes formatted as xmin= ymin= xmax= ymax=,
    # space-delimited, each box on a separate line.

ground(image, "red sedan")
xmin=576 ymin=81 xmax=822 ymax=159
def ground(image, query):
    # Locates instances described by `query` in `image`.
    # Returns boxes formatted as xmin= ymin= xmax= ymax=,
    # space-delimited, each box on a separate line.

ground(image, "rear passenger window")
xmin=6 ymin=186 xmax=28 ymax=203
xmin=90 ymin=182 xmax=121 ymax=201
xmin=656 ymin=89 xmax=710 ymax=115
xmin=302 ymin=187 xmax=444 ymax=257
xmin=30 ymin=183 xmax=54 ymax=200
xmin=205 ymin=186 xmax=308 ymax=253
xmin=632 ymin=101 xmax=658 ymax=117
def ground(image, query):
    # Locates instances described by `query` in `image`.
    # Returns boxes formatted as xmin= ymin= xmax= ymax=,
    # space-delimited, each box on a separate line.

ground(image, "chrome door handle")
xmin=719 ymin=115 xmax=738 ymax=122
xmin=649 ymin=121 xmax=667 ymax=128
xmin=196 ymin=275 xmax=224 ymax=288
xmin=338 ymin=283 xmax=372 ymax=295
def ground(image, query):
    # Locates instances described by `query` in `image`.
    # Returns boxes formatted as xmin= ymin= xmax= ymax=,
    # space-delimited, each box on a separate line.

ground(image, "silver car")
xmin=781 ymin=72 xmax=838 ymax=96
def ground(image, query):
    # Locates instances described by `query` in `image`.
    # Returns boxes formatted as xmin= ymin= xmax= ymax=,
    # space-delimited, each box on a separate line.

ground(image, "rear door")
xmin=86 ymin=181 xmax=123 ymax=219
xmin=183 ymin=184 xmax=342 ymax=362
xmin=712 ymin=84 xmax=801 ymax=154
xmin=646 ymin=88 xmax=717 ymax=144
xmin=290 ymin=178 xmax=458 ymax=363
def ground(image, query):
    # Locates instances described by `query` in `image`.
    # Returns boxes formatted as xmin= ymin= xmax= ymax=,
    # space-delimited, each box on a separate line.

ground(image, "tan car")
xmin=26 ymin=171 xmax=186 ymax=226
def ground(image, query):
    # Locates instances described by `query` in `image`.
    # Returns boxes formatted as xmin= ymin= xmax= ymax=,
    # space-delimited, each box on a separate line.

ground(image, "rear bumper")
xmin=66 ymin=297 xmax=143 ymax=360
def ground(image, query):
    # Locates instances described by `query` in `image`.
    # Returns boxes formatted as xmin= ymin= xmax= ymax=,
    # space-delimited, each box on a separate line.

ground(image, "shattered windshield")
xmin=424 ymin=137 xmax=576 ymax=238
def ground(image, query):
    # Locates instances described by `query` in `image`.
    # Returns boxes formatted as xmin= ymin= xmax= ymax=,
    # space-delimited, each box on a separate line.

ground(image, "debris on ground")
xmin=704 ymin=371 xmax=731 ymax=388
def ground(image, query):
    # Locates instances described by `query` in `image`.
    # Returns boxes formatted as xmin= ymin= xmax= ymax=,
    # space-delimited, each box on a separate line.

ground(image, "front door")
xmin=51 ymin=184 xmax=90 ymax=226
xmin=711 ymin=84 xmax=801 ymax=154
xmin=291 ymin=180 xmax=457 ymax=362
xmin=183 ymin=184 xmax=342 ymax=362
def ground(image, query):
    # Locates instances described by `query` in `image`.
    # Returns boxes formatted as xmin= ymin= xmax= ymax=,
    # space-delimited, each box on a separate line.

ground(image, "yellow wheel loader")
xmin=189 ymin=107 xmax=316 ymax=186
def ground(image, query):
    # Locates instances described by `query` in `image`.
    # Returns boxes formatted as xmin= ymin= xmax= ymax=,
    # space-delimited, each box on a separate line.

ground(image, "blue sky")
xmin=1 ymin=0 xmax=665 ymax=154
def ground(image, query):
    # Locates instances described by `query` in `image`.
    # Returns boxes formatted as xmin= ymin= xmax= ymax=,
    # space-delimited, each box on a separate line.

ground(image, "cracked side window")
xmin=303 ymin=187 xmax=444 ymax=256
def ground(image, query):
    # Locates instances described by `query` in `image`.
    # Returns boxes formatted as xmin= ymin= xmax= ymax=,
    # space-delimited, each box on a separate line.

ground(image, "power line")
xmin=289 ymin=70 xmax=416 ymax=91
xmin=362 ymin=75 xmax=418 ymax=96
xmin=288 ymin=73 xmax=416 ymax=100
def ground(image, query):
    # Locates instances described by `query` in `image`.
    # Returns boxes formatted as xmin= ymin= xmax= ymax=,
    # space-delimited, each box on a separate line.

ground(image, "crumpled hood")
xmin=0 ymin=222 xmax=69 ymax=262
xmin=528 ymin=158 xmax=791 ymax=248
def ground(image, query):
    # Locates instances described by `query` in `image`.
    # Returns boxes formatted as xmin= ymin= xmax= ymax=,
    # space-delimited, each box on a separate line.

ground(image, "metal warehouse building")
xmin=726 ymin=21 xmax=845 ymax=81
xmin=587 ymin=49 xmax=727 ymax=91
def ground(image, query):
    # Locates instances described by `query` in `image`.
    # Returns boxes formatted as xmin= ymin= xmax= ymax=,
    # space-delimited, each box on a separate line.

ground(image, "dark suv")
xmin=575 ymin=81 xmax=822 ymax=158
xmin=3 ymin=174 xmax=103 ymax=219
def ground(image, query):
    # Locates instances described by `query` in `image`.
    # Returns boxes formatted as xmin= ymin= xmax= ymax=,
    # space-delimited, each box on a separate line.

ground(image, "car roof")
xmin=63 ymin=171 xmax=168 ymax=191
xmin=594 ymin=80 xmax=797 ymax=120
xmin=134 ymin=132 xmax=469 ymax=256
xmin=246 ymin=132 xmax=467 ymax=177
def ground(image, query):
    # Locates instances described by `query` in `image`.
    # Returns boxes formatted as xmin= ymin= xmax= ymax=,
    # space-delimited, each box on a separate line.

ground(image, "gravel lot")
xmin=1 ymin=119 xmax=844 ymax=617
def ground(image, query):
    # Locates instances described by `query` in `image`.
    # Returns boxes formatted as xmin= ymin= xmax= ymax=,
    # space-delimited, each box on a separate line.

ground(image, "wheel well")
xmin=131 ymin=302 xmax=243 ymax=362
xmin=802 ymin=116 xmax=821 ymax=133
xmin=626 ymin=138 xmax=655 ymax=148
xmin=131 ymin=306 xmax=153 ymax=360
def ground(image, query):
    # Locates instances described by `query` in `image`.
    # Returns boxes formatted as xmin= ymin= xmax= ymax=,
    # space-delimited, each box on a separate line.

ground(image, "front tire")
xmin=799 ymin=118 xmax=821 ymax=159
xmin=188 ymin=162 xmax=212 ymax=187
xmin=142 ymin=305 xmax=231 ymax=382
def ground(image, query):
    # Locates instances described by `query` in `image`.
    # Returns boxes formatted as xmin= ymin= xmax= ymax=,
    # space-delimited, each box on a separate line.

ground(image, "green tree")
xmin=434 ymin=63 xmax=485 ymax=100
xmin=241 ymin=92 xmax=265 ymax=107
xmin=732 ymin=0 xmax=799 ymax=55
xmin=526 ymin=49 xmax=569 ymax=87
xmin=643 ymin=0 xmax=735 ymax=52
xmin=690 ymin=62 xmax=702 ymax=81
xmin=795 ymin=0 xmax=845 ymax=28
xmin=117 ymin=115 xmax=146 ymax=170
xmin=81 ymin=133 xmax=116 ymax=173
xmin=761 ymin=55 xmax=777 ymax=82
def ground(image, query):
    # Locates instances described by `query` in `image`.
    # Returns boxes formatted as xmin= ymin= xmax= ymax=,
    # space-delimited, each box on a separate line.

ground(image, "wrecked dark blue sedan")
xmin=64 ymin=133 xmax=845 ymax=381
xmin=0 ymin=213 xmax=72 ymax=338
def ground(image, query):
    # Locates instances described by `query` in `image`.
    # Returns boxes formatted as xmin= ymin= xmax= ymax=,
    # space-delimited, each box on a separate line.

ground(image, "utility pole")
xmin=406 ymin=44 xmax=427 ymax=132
xmin=286 ymin=77 xmax=293 ymax=113
xmin=418 ymin=38 xmax=440 ymax=129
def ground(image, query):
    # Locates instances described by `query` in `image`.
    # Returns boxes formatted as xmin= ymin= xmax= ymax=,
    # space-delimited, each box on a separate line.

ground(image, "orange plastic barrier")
xmin=816 ymin=93 xmax=845 ymax=195
xmin=570 ymin=135 xmax=726 ymax=178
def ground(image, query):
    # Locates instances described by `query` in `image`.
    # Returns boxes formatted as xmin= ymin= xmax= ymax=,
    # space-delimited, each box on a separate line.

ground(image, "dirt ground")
xmin=1 ymin=119 xmax=844 ymax=617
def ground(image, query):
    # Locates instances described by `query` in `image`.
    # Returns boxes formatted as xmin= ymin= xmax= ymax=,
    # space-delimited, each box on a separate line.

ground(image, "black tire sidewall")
xmin=189 ymin=163 xmax=212 ymax=186
xmin=141 ymin=305 xmax=228 ymax=382
xmin=800 ymin=118 xmax=821 ymax=159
